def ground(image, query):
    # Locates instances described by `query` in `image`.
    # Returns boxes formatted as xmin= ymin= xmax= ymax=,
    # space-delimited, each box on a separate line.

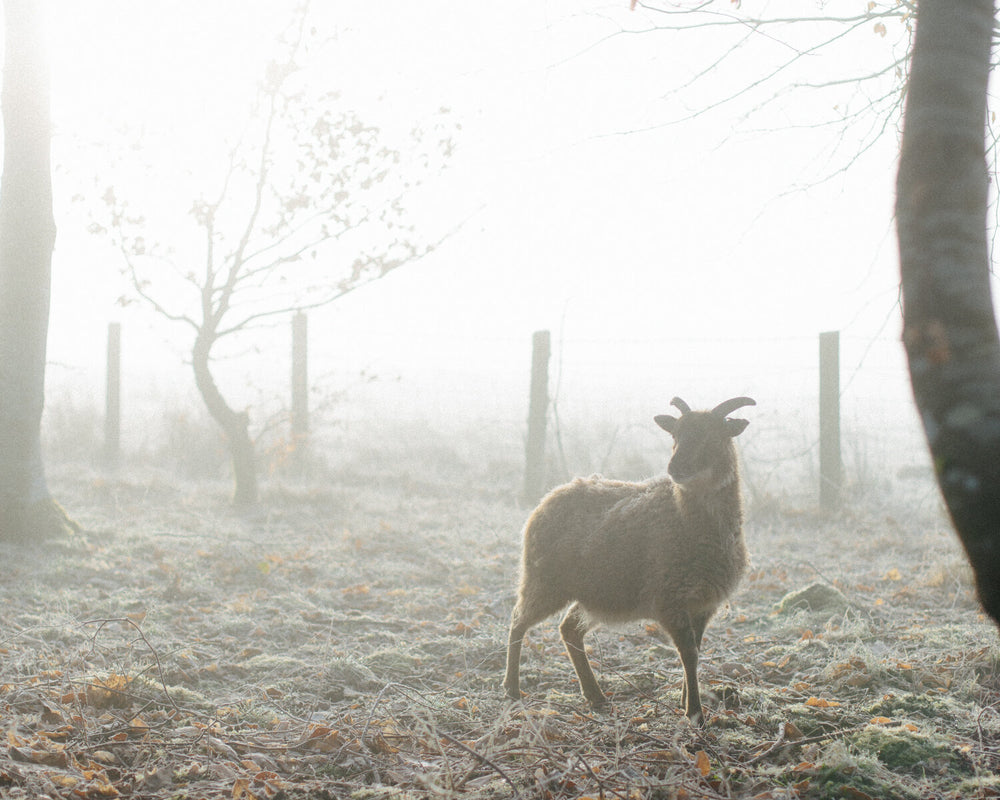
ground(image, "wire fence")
xmin=41 ymin=320 xmax=936 ymax=510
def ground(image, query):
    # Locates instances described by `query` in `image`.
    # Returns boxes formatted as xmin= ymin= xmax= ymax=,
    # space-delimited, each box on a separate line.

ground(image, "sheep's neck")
xmin=676 ymin=472 xmax=743 ymax=539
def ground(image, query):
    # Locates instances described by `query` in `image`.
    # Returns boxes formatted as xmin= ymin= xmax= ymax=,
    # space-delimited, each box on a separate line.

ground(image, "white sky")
xmin=37 ymin=1 xmax=931 ymax=432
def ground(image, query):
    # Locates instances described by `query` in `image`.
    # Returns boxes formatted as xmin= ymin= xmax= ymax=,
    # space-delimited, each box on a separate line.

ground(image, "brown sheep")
xmin=503 ymin=396 xmax=755 ymax=723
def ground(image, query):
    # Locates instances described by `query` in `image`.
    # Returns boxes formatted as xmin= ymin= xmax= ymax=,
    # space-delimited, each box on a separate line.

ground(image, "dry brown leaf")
xmin=86 ymin=674 xmax=131 ymax=709
xmin=9 ymin=744 xmax=69 ymax=768
xmin=784 ymin=722 xmax=804 ymax=740
xmin=40 ymin=701 xmax=65 ymax=725
xmin=303 ymin=728 xmax=341 ymax=753
xmin=232 ymin=777 xmax=259 ymax=800
xmin=129 ymin=716 xmax=150 ymax=732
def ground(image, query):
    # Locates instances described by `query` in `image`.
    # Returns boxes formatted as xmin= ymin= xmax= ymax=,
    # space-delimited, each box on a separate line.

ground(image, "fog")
xmin=38 ymin=1 xmax=936 ymax=496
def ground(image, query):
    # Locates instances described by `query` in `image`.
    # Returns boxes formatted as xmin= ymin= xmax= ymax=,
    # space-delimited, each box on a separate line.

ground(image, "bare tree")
xmin=0 ymin=0 xmax=75 ymax=541
xmin=598 ymin=2 xmax=917 ymax=184
xmin=95 ymin=21 xmax=456 ymax=505
xmin=897 ymin=0 xmax=1000 ymax=625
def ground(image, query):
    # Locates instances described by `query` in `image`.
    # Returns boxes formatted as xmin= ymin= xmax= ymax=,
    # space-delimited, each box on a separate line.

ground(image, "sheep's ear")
xmin=654 ymin=414 xmax=678 ymax=434
xmin=726 ymin=418 xmax=750 ymax=437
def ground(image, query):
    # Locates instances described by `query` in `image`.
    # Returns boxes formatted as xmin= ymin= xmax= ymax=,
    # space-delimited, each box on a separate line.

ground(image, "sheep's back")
xmin=520 ymin=475 xmax=747 ymax=622
xmin=520 ymin=476 xmax=681 ymax=616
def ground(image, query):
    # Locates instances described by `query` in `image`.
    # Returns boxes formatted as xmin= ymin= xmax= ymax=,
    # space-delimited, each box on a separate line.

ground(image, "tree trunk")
xmin=897 ymin=0 xmax=1000 ymax=623
xmin=0 ymin=0 xmax=74 ymax=541
xmin=192 ymin=334 xmax=258 ymax=505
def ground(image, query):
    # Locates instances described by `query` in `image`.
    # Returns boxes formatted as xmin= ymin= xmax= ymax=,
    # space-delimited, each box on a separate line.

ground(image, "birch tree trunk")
xmin=897 ymin=0 xmax=1000 ymax=623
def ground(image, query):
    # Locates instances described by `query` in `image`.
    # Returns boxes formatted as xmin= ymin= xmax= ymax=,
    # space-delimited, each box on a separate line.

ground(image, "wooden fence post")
xmin=291 ymin=312 xmax=308 ymax=469
xmin=523 ymin=330 xmax=551 ymax=504
xmin=819 ymin=330 xmax=842 ymax=511
xmin=104 ymin=322 xmax=121 ymax=468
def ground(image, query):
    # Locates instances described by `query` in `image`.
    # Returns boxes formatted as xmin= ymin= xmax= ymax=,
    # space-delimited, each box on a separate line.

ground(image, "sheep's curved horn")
xmin=670 ymin=397 xmax=692 ymax=415
xmin=712 ymin=397 xmax=756 ymax=418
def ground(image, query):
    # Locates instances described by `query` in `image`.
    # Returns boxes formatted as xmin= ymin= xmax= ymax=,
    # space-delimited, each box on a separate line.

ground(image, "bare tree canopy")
xmin=594 ymin=1 xmax=915 ymax=186
xmin=91 ymin=15 xmax=458 ymax=505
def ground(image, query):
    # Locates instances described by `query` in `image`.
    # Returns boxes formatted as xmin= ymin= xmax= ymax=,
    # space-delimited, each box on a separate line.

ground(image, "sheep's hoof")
xmin=504 ymin=685 xmax=523 ymax=701
xmin=585 ymin=693 xmax=608 ymax=710
xmin=685 ymin=707 xmax=704 ymax=726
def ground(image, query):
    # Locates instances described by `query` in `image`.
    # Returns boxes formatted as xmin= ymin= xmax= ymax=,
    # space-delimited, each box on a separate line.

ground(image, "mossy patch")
xmin=776 ymin=582 xmax=850 ymax=614
xmin=364 ymin=648 xmax=424 ymax=677
xmin=853 ymin=724 xmax=970 ymax=776
xmin=865 ymin=690 xmax=961 ymax=721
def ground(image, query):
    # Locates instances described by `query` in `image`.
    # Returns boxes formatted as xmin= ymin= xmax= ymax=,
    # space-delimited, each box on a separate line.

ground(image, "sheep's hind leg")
xmin=504 ymin=598 xmax=559 ymax=700
xmin=559 ymin=603 xmax=605 ymax=707
xmin=504 ymin=607 xmax=530 ymax=700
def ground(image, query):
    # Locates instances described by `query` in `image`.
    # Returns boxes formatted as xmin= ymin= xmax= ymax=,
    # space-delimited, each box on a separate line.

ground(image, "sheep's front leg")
xmin=559 ymin=603 xmax=605 ymax=707
xmin=665 ymin=617 xmax=704 ymax=724
xmin=678 ymin=612 xmax=710 ymax=713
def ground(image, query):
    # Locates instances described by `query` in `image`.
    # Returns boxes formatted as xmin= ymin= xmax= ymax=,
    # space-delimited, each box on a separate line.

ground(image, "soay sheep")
xmin=503 ymin=396 xmax=755 ymax=723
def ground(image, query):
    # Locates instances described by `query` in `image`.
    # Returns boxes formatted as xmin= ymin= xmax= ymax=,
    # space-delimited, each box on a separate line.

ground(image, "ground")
xmin=1 ymin=455 xmax=998 ymax=800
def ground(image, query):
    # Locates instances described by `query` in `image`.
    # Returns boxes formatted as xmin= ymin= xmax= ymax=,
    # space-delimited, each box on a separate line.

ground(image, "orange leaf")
xmin=694 ymin=750 xmax=711 ymax=777
xmin=869 ymin=716 xmax=892 ymax=725
xmin=232 ymin=778 xmax=256 ymax=799
xmin=805 ymin=697 xmax=841 ymax=708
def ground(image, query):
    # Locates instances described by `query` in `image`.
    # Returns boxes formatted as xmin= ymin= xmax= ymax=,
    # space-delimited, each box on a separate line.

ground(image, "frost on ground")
xmin=0 ymin=459 xmax=999 ymax=800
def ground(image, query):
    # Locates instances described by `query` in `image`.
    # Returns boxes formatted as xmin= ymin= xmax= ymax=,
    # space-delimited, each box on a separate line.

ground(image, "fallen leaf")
xmin=40 ymin=701 xmax=65 ymax=725
xmin=805 ymin=697 xmax=841 ymax=708
xmin=694 ymin=750 xmax=711 ymax=777
xmin=9 ymin=745 xmax=69 ymax=768
xmin=232 ymin=777 xmax=258 ymax=799
xmin=86 ymin=674 xmax=131 ymax=708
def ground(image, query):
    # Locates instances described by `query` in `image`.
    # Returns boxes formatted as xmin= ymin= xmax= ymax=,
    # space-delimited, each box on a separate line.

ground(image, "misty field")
xmin=2 ymin=427 xmax=1000 ymax=800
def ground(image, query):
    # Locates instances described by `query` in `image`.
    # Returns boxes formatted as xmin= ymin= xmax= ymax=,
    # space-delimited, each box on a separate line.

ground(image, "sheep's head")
xmin=654 ymin=397 xmax=755 ymax=488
